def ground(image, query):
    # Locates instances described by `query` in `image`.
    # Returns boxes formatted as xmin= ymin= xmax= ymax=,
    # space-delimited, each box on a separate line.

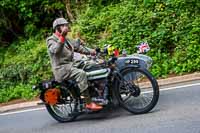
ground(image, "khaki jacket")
xmin=46 ymin=34 xmax=92 ymax=82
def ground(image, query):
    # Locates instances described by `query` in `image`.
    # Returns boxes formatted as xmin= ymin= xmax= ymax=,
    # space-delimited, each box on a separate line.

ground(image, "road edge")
xmin=0 ymin=72 xmax=200 ymax=113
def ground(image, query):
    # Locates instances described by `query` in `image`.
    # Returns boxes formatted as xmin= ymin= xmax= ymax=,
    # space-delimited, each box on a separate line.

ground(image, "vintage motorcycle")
xmin=33 ymin=43 xmax=159 ymax=122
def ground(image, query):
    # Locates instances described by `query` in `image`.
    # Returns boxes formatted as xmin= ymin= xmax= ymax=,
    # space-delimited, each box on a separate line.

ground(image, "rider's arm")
xmin=72 ymin=39 xmax=93 ymax=55
xmin=76 ymin=45 xmax=93 ymax=55
xmin=46 ymin=36 xmax=64 ymax=54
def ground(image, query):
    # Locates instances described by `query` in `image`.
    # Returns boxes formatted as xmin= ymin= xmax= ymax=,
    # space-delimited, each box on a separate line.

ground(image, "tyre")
xmin=115 ymin=67 xmax=159 ymax=114
xmin=45 ymin=88 xmax=78 ymax=122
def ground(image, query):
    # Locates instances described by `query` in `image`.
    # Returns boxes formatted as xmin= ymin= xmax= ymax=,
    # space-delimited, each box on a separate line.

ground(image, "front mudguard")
xmin=115 ymin=54 xmax=153 ymax=71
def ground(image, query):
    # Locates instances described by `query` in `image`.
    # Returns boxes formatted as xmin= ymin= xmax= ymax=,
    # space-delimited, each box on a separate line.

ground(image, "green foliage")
xmin=0 ymin=0 xmax=121 ymax=45
xmin=75 ymin=0 xmax=200 ymax=77
xmin=0 ymin=84 xmax=38 ymax=103
xmin=0 ymin=37 xmax=52 ymax=102
xmin=0 ymin=0 xmax=200 ymax=103
xmin=0 ymin=0 xmax=66 ymax=45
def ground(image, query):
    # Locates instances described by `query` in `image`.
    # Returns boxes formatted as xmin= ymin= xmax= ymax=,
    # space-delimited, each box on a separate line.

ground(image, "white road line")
xmin=142 ymin=82 xmax=200 ymax=94
xmin=160 ymin=82 xmax=200 ymax=91
xmin=0 ymin=107 xmax=45 ymax=116
xmin=0 ymin=82 xmax=200 ymax=116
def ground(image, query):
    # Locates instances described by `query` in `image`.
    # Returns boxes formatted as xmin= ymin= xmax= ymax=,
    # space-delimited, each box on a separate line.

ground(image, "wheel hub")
xmin=130 ymin=84 xmax=141 ymax=97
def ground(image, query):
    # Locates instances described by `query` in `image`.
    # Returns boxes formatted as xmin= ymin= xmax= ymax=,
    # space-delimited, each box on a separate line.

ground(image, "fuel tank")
xmin=86 ymin=68 xmax=110 ymax=80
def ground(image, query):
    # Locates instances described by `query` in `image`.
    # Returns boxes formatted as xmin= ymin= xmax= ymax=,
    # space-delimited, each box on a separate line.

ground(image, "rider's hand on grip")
xmin=90 ymin=49 xmax=96 ymax=56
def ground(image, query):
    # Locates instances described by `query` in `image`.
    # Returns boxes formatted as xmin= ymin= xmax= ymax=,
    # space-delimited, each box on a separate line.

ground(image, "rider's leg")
xmin=66 ymin=67 xmax=102 ymax=110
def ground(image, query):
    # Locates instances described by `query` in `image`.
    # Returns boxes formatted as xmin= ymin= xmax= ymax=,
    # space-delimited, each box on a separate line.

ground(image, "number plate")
xmin=125 ymin=59 xmax=139 ymax=65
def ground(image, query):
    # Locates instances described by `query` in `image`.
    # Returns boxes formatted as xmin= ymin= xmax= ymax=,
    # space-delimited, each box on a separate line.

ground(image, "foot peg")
xmin=92 ymin=97 xmax=108 ymax=105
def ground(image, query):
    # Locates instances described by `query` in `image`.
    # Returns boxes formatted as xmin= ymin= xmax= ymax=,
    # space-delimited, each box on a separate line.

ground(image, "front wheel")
xmin=115 ymin=67 xmax=159 ymax=114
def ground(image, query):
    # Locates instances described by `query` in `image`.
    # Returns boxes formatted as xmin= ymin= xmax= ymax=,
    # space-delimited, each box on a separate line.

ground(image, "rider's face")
xmin=60 ymin=24 xmax=71 ymax=35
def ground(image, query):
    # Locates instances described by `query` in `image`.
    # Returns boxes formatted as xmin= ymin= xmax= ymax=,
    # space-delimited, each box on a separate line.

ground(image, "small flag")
xmin=137 ymin=42 xmax=150 ymax=53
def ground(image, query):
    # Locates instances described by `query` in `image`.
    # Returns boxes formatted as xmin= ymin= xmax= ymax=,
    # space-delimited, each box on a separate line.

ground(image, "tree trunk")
xmin=64 ymin=0 xmax=75 ymax=22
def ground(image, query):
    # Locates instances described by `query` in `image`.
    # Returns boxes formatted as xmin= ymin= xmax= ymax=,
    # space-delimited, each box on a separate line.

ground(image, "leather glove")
xmin=55 ymin=31 xmax=65 ymax=43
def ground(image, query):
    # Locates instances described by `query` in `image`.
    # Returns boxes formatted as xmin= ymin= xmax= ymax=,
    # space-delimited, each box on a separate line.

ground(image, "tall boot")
xmin=81 ymin=90 xmax=103 ymax=111
xmin=81 ymin=89 xmax=91 ymax=103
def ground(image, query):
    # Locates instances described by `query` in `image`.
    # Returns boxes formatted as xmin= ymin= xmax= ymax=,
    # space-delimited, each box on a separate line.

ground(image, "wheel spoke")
xmin=118 ymin=68 xmax=159 ymax=114
xmin=50 ymin=95 xmax=77 ymax=118
xmin=123 ymin=93 xmax=132 ymax=103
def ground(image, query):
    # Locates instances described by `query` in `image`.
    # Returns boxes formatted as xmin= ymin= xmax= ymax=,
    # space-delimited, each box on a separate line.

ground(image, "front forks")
xmin=113 ymin=70 xmax=140 ymax=97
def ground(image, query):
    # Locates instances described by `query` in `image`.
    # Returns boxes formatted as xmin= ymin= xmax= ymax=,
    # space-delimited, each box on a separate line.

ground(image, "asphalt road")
xmin=0 ymin=81 xmax=200 ymax=133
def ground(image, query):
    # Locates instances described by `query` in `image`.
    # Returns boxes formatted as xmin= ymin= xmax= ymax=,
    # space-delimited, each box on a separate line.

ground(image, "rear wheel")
xmin=45 ymin=88 xmax=79 ymax=122
xmin=115 ymin=67 xmax=159 ymax=114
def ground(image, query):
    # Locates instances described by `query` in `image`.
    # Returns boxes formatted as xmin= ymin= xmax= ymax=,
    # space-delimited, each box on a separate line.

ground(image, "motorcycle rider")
xmin=46 ymin=18 xmax=102 ymax=111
